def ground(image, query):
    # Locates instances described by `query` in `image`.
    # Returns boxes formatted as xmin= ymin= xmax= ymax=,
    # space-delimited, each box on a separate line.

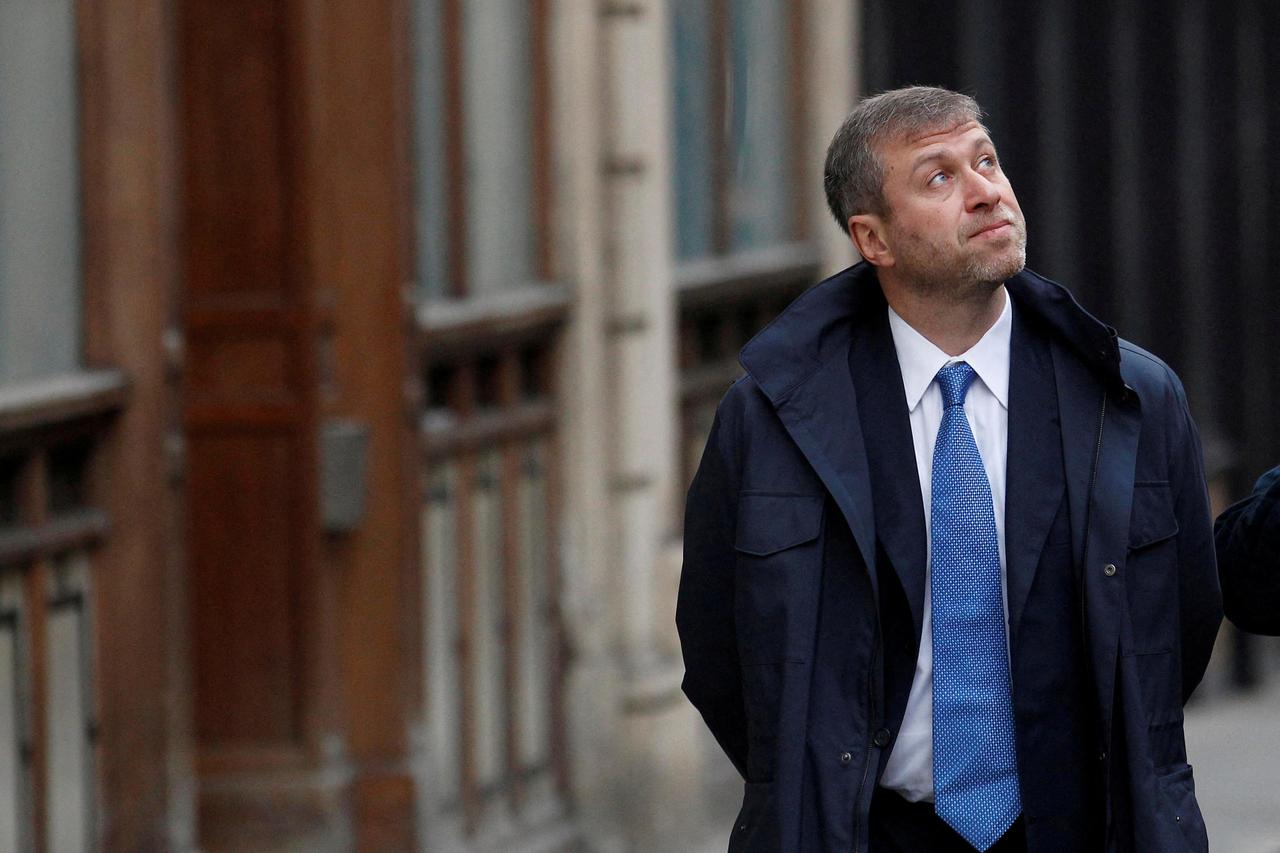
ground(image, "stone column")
xmin=552 ymin=0 xmax=627 ymax=849
xmin=557 ymin=1 xmax=711 ymax=849
xmin=598 ymin=2 xmax=704 ymax=848
xmin=808 ymin=0 xmax=861 ymax=276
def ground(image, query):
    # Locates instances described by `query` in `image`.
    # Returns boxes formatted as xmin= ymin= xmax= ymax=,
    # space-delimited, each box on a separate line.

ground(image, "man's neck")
xmin=879 ymin=278 xmax=1007 ymax=357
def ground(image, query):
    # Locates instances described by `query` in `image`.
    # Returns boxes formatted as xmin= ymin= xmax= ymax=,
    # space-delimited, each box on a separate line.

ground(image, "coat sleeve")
xmin=1215 ymin=465 xmax=1280 ymax=636
xmin=676 ymin=394 xmax=748 ymax=778
xmin=1166 ymin=376 xmax=1224 ymax=702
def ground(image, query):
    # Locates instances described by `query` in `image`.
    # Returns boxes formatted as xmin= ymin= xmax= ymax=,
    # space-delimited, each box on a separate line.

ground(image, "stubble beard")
xmin=965 ymin=216 xmax=1028 ymax=285
xmin=895 ymin=215 xmax=1028 ymax=304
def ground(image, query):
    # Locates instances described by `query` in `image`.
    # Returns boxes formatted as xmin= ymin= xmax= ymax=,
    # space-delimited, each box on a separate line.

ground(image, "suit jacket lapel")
xmin=1005 ymin=312 xmax=1066 ymax=642
xmin=848 ymin=306 xmax=927 ymax=642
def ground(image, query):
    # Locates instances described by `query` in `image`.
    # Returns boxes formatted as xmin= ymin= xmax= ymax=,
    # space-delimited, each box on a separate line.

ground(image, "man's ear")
xmin=849 ymin=214 xmax=893 ymax=267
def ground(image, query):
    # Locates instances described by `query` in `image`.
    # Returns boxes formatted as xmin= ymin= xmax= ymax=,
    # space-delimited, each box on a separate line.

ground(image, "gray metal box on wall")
xmin=320 ymin=419 xmax=368 ymax=533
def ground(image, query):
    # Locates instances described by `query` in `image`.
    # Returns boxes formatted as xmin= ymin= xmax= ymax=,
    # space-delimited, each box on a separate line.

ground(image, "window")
xmin=410 ymin=3 xmax=569 ymax=844
xmin=0 ymin=0 xmax=82 ymax=382
xmin=419 ymin=339 xmax=568 ymax=843
xmin=670 ymin=3 xmax=819 ymax=507
xmin=671 ymin=0 xmax=804 ymax=260
xmin=0 ymin=398 xmax=118 ymax=852
xmin=413 ymin=0 xmax=551 ymax=299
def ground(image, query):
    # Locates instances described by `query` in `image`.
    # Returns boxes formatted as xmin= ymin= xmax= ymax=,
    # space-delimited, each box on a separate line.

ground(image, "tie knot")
xmin=936 ymin=361 xmax=976 ymax=409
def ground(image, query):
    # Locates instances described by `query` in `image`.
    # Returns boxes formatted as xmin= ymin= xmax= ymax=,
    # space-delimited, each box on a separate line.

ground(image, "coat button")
xmin=838 ymin=751 xmax=853 ymax=765
xmin=873 ymin=728 xmax=891 ymax=748
xmin=1103 ymin=563 xmax=1117 ymax=577
xmin=1098 ymin=750 xmax=1107 ymax=762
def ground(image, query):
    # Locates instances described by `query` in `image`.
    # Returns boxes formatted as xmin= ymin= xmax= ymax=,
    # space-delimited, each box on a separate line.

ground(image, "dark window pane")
xmin=695 ymin=313 xmax=723 ymax=364
xmin=47 ymin=441 xmax=91 ymax=516
xmin=518 ymin=344 xmax=548 ymax=402
xmin=427 ymin=363 xmax=458 ymax=413
xmin=0 ymin=458 xmax=19 ymax=527
xmin=474 ymin=354 xmax=500 ymax=410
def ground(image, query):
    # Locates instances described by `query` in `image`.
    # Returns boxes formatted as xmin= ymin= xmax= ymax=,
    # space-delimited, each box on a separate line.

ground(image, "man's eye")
xmin=928 ymin=172 xmax=949 ymax=186
xmin=978 ymin=155 xmax=996 ymax=169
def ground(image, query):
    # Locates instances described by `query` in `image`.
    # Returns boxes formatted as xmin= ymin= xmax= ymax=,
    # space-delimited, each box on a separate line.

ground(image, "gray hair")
xmin=823 ymin=86 xmax=985 ymax=232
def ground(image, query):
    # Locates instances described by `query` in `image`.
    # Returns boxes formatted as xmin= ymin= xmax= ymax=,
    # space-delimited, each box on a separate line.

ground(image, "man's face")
xmin=867 ymin=120 xmax=1027 ymax=297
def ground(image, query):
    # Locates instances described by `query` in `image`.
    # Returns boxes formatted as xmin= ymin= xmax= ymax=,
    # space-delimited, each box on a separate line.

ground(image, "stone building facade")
xmin=0 ymin=1 xmax=860 ymax=849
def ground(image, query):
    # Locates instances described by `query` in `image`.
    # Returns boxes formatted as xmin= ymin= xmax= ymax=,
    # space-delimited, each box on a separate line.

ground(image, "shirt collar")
xmin=886 ymin=287 xmax=1012 ymax=412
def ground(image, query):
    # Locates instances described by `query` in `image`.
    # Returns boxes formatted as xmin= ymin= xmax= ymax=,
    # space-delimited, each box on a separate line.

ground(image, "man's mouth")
xmin=970 ymin=220 xmax=1013 ymax=240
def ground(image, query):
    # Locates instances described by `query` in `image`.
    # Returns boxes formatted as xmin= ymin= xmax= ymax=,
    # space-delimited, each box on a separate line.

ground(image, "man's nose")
xmin=964 ymin=171 xmax=1002 ymax=210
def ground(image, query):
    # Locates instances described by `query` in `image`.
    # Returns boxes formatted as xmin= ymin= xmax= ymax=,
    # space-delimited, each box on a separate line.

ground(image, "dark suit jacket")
xmin=1215 ymin=465 xmax=1280 ymax=635
xmin=676 ymin=262 xmax=1222 ymax=852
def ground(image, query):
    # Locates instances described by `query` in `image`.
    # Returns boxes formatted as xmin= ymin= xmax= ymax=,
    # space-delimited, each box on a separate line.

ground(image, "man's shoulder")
xmin=709 ymin=371 xmax=813 ymax=461
xmin=1116 ymin=337 xmax=1173 ymax=376
xmin=717 ymin=373 xmax=772 ymax=425
xmin=1115 ymin=338 xmax=1189 ymax=410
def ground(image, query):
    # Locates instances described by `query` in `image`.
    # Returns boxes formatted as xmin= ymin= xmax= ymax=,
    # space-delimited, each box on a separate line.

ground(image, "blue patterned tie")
xmin=930 ymin=361 xmax=1021 ymax=851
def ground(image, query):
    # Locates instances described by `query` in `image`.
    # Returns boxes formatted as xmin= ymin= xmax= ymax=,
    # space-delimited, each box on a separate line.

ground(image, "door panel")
xmin=181 ymin=0 xmax=314 ymax=757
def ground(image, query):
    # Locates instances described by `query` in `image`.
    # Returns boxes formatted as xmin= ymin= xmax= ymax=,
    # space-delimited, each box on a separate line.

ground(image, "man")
xmin=1216 ymin=465 xmax=1280 ymax=635
xmin=676 ymin=87 xmax=1221 ymax=852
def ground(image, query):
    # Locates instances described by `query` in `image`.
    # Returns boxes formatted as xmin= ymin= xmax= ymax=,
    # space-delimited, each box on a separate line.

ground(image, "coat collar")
xmin=739 ymin=261 xmax=1128 ymax=403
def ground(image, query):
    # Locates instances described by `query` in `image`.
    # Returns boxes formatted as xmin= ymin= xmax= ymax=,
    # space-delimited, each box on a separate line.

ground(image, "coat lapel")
xmin=768 ymin=355 xmax=880 ymax=599
xmin=1004 ymin=312 xmax=1065 ymax=642
xmin=849 ymin=306 xmax=926 ymax=640
xmin=739 ymin=266 xmax=882 ymax=600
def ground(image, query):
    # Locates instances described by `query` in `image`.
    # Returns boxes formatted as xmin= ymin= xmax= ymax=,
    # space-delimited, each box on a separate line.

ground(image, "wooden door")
xmin=180 ymin=0 xmax=316 ymax=771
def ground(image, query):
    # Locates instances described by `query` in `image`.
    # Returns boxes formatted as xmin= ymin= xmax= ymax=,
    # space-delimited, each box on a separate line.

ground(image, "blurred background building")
xmin=0 ymin=0 xmax=1275 ymax=850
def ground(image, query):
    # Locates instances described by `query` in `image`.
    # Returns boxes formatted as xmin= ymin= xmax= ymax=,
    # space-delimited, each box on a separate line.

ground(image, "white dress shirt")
xmin=877 ymin=289 xmax=1013 ymax=803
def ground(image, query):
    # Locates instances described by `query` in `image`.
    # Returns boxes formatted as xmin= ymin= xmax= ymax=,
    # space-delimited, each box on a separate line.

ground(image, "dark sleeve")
xmin=675 ymin=396 xmax=748 ymax=778
xmin=1166 ymin=377 xmax=1224 ymax=702
xmin=1215 ymin=465 xmax=1280 ymax=635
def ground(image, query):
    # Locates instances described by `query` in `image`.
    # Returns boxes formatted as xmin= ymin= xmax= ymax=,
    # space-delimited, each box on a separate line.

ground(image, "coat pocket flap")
xmin=1129 ymin=483 xmax=1179 ymax=550
xmin=734 ymin=493 xmax=824 ymax=556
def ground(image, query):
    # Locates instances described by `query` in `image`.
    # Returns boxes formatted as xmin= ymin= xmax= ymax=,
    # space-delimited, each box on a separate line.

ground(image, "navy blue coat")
xmin=1215 ymin=465 xmax=1280 ymax=635
xmin=676 ymin=263 xmax=1222 ymax=852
